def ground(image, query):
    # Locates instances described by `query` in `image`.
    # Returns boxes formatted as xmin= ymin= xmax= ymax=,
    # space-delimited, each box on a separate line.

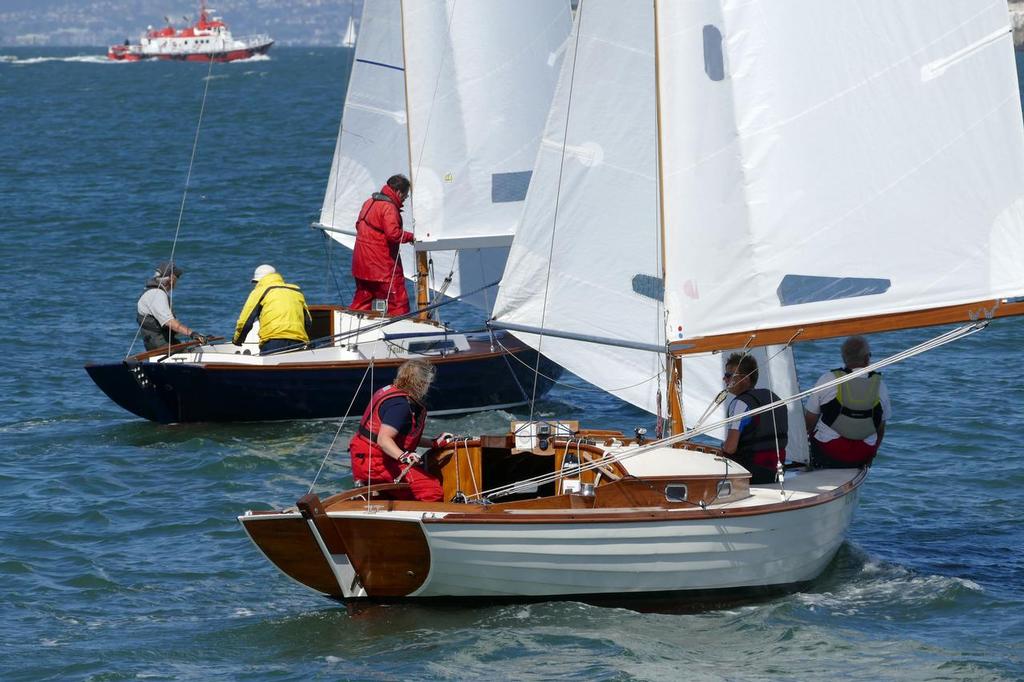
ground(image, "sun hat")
xmin=251 ymin=264 xmax=276 ymax=283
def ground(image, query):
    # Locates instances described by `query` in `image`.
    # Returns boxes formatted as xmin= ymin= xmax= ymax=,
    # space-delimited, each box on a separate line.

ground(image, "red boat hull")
xmin=108 ymin=42 xmax=273 ymax=62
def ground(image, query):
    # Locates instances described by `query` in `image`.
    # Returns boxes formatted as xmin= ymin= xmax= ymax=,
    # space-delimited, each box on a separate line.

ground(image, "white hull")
xmin=415 ymin=485 xmax=859 ymax=597
xmin=241 ymin=463 xmax=865 ymax=603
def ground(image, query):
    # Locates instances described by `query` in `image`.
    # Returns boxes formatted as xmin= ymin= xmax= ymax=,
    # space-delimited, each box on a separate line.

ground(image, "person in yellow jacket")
xmin=233 ymin=264 xmax=312 ymax=354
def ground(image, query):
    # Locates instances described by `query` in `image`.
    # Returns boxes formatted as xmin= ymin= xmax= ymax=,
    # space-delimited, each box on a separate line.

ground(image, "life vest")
xmin=734 ymin=388 xmax=788 ymax=459
xmin=137 ymin=283 xmax=172 ymax=344
xmin=358 ymin=192 xmax=402 ymax=231
xmin=820 ymin=367 xmax=883 ymax=440
xmin=349 ymin=385 xmax=426 ymax=455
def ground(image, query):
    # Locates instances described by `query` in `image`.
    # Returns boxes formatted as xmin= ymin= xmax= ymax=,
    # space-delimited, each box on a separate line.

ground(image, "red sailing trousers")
xmin=349 ymin=274 xmax=411 ymax=316
xmin=350 ymin=450 xmax=443 ymax=502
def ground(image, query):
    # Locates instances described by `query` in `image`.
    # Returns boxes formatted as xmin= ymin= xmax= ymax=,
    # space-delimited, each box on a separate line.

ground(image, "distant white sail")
xmin=342 ymin=15 xmax=357 ymax=48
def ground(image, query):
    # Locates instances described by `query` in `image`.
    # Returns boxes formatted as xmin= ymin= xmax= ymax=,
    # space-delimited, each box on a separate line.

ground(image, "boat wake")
xmin=226 ymin=54 xmax=271 ymax=64
xmin=5 ymin=55 xmax=119 ymax=65
xmin=798 ymin=554 xmax=983 ymax=616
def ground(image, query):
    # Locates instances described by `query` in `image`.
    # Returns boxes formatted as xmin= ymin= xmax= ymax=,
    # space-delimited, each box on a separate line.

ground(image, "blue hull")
xmin=85 ymin=341 xmax=562 ymax=424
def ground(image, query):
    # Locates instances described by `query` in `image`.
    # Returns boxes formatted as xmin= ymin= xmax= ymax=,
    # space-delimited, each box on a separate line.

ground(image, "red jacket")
xmin=349 ymin=385 xmax=427 ymax=457
xmin=351 ymin=184 xmax=415 ymax=282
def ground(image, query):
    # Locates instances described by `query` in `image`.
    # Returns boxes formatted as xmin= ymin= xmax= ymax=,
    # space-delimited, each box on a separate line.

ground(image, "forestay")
xmin=489 ymin=0 xmax=805 ymax=451
xmin=658 ymin=0 xmax=1024 ymax=347
xmin=317 ymin=0 xmax=571 ymax=309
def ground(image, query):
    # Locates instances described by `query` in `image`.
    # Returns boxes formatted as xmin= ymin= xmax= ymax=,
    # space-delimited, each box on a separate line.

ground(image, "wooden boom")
xmin=669 ymin=298 xmax=1024 ymax=355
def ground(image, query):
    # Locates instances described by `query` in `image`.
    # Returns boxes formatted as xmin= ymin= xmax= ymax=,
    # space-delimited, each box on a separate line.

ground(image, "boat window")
xmin=717 ymin=480 xmax=733 ymax=498
xmin=664 ymin=484 xmax=688 ymax=503
xmin=776 ymin=274 xmax=891 ymax=306
xmin=703 ymin=25 xmax=725 ymax=81
xmin=406 ymin=339 xmax=457 ymax=355
xmin=492 ymin=171 xmax=532 ymax=203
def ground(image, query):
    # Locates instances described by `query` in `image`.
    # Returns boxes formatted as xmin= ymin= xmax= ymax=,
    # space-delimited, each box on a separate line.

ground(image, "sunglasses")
xmin=723 ymin=372 xmax=735 ymax=380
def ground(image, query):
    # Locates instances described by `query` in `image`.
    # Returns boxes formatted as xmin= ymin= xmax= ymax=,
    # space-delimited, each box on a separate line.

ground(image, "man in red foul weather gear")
xmin=348 ymin=360 xmax=444 ymax=502
xmin=350 ymin=174 xmax=415 ymax=316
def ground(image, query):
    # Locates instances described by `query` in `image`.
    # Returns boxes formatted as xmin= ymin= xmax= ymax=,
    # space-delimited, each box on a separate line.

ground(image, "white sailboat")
xmin=342 ymin=15 xmax=357 ymax=48
xmin=86 ymin=0 xmax=572 ymax=424
xmin=239 ymin=0 xmax=1024 ymax=606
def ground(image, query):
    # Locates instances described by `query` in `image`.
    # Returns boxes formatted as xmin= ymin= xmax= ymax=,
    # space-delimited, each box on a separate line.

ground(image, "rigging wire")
xmin=524 ymin=1 xmax=588 ymax=424
xmin=307 ymin=359 xmax=375 ymax=493
xmin=258 ymin=278 xmax=500 ymax=356
xmin=472 ymin=321 xmax=988 ymax=500
xmin=125 ymin=55 xmax=216 ymax=359
xmin=493 ymin=333 xmax=664 ymax=393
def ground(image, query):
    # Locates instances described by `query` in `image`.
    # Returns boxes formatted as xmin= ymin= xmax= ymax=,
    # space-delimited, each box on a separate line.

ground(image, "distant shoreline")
xmin=7 ymin=4 xmax=1024 ymax=52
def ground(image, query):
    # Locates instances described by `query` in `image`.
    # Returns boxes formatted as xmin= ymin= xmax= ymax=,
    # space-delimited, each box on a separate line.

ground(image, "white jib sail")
xmin=490 ymin=0 xmax=807 ymax=447
xmin=657 ymin=0 xmax=1024 ymax=342
xmin=319 ymin=0 xmax=571 ymax=310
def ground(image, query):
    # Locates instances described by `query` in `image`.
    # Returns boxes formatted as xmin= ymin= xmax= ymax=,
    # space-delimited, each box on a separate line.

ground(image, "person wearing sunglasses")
xmin=804 ymin=335 xmax=890 ymax=469
xmin=721 ymin=352 xmax=788 ymax=484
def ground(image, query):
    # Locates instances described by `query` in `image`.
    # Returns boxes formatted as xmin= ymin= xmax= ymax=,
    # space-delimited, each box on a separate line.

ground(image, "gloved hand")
xmin=189 ymin=331 xmax=209 ymax=344
xmin=432 ymin=432 xmax=455 ymax=447
xmin=398 ymin=451 xmax=422 ymax=466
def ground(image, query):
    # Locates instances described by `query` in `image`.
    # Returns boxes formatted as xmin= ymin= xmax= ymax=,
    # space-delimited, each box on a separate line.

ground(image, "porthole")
xmin=717 ymin=480 xmax=733 ymax=498
xmin=664 ymin=484 xmax=688 ymax=503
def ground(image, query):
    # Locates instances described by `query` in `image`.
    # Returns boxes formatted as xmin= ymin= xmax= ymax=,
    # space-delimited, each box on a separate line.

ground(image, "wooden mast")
xmin=669 ymin=298 xmax=1024 ymax=355
xmin=398 ymin=0 xmax=431 ymax=321
xmin=652 ymin=0 xmax=684 ymax=437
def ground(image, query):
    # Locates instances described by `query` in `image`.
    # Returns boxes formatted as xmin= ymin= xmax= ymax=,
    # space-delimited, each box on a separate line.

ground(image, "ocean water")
xmin=1 ymin=47 xmax=1023 ymax=681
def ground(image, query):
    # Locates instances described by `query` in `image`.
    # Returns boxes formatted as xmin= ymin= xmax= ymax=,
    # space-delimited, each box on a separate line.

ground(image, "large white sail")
xmin=318 ymin=0 xmax=570 ymax=308
xmin=489 ymin=0 xmax=805 ymax=447
xmin=658 ymin=1 xmax=1024 ymax=342
xmin=491 ymin=1 xmax=668 ymax=414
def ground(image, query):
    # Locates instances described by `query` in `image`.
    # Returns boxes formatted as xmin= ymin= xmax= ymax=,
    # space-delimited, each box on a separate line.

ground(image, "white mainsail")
xmin=658 ymin=1 xmax=1024 ymax=343
xmin=490 ymin=0 xmax=806 ymax=449
xmin=318 ymin=0 xmax=571 ymax=308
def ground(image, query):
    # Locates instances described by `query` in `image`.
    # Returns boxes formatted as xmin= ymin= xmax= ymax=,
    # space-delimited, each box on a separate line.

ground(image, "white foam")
xmin=8 ymin=55 xmax=115 ymax=65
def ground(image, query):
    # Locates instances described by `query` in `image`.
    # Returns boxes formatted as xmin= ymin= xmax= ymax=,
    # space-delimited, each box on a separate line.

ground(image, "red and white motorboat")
xmin=108 ymin=1 xmax=273 ymax=62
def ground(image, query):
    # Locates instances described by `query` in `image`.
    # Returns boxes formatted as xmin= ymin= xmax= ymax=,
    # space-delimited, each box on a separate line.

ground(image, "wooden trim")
xmin=669 ymin=299 xmax=1024 ymax=355
xmin=424 ymin=469 xmax=867 ymax=524
xmin=667 ymin=356 xmax=684 ymax=436
xmin=415 ymin=251 xmax=430 ymax=321
xmin=334 ymin=517 xmax=431 ymax=597
xmin=132 ymin=336 xmax=224 ymax=361
xmin=321 ymin=484 xmax=412 ymax=505
xmin=296 ymin=493 xmax=348 ymax=555
xmin=240 ymin=514 xmax=343 ymax=597
xmin=138 ymin=340 xmax=531 ymax=371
